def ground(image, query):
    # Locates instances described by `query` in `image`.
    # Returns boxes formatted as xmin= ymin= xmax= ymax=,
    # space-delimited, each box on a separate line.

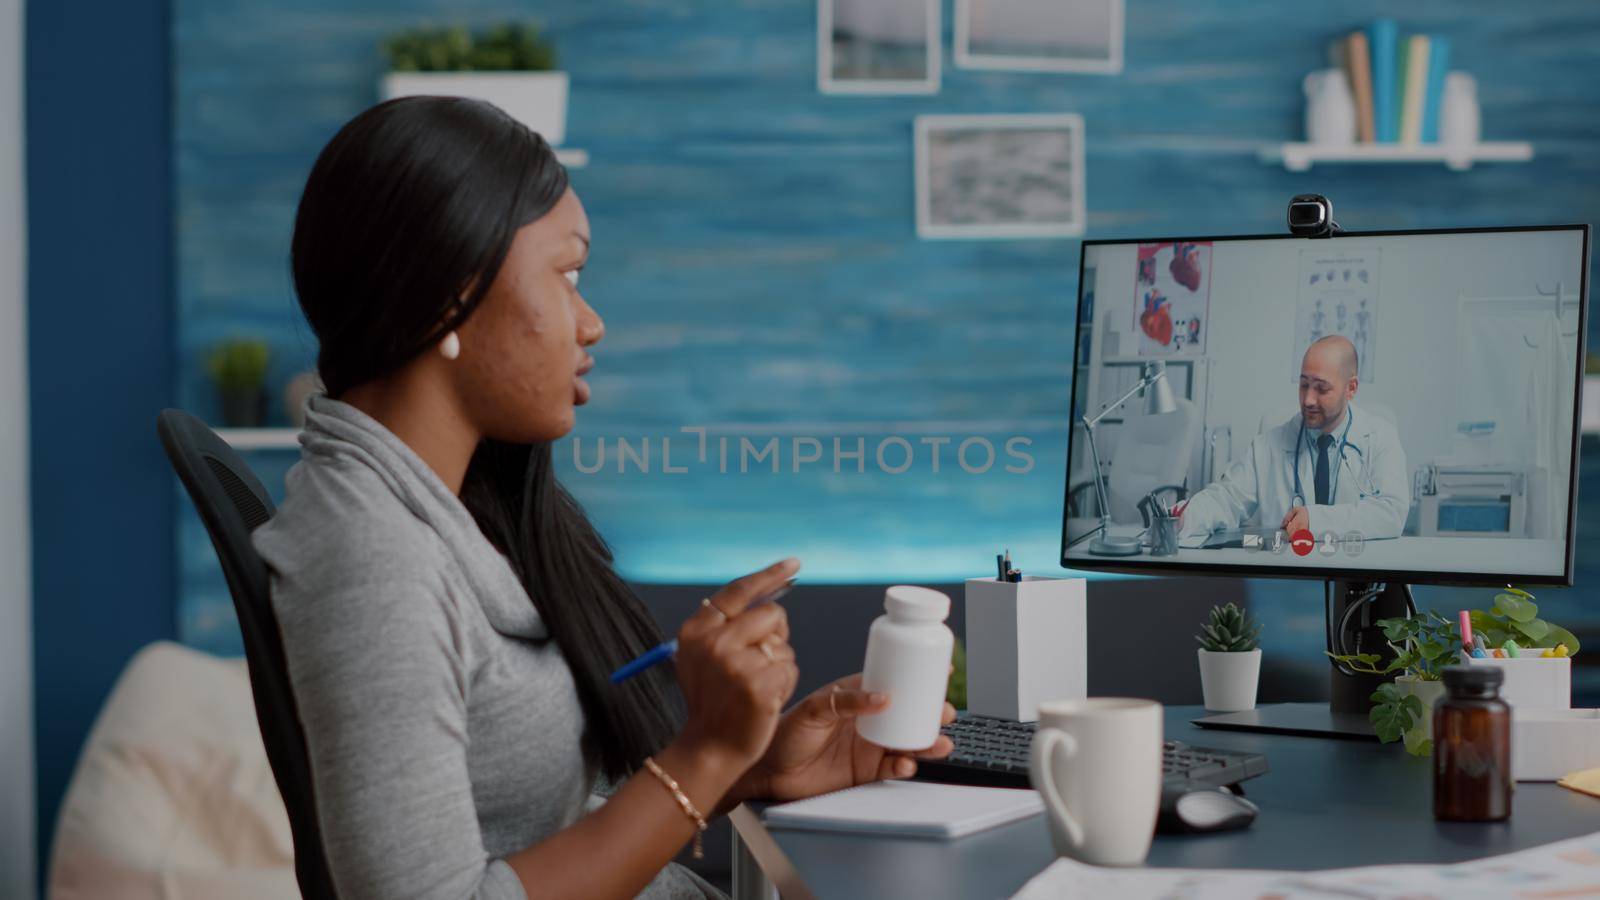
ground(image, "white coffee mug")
xmin=1029 ymin=698 xmax=1163 ymax=866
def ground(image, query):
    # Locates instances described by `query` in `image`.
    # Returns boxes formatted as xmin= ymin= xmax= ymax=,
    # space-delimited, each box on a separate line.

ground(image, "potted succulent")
xmin=207 ymin=338 xmax=271 ymax=428
xmin=380 ymin=23 xmax=568 ymax=146
xmin=1195 ymin=603 xmax=1264 ymax=712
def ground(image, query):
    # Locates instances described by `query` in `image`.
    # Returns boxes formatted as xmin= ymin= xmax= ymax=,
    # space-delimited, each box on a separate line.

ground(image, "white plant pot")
xmin=1394 ymin=676 xmax=1448 ymax=741
xmin=380 ymin=71 xmax=569 ymax=146
xmin=1197 ymin=649 xmax=1261 ymax=712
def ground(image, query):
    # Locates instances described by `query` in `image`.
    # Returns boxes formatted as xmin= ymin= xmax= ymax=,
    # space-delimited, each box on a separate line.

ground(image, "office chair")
xmin=1069 ymin=398 xmax=1199 ymax=523
xmin=156 ymin=409 xmax=336 ymax=900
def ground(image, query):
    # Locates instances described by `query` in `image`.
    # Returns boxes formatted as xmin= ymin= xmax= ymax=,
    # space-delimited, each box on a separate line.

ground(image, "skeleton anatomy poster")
xmin=1294 ymin=247 xmax=1379 ymax=382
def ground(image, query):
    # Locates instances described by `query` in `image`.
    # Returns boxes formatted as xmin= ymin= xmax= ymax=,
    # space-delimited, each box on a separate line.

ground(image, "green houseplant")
xmin=1195 ymin=603 xmax=1263 ymax=712
xmin=382 ymin=23 xmax=557 ymax=73
xmin=1468 ymin=586 xmax=1581 ymax=657
xmin=207 ymin=338 xmax=271 ymax=428
xmin=379 ymin=22 xmax=570 ymax=147
xmin=1328 ymin=609 xmax=1460 ymax=756
xmin=946 ymin=637 xmax=967 ymax=711
xmin=1329 ymin=588 xmax=1580 ymax=757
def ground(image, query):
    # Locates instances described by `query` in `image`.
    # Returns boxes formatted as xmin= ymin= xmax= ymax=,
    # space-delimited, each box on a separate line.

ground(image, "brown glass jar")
xmin=1433 ymin=665 xmax=1511 ymax=822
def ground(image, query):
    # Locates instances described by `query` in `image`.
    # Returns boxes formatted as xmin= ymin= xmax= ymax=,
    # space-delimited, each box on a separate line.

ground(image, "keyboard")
xmin=916 ymin=712 xmax=1269 ymax=791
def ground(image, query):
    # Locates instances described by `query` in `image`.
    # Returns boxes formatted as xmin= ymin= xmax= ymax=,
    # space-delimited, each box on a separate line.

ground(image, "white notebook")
xmin=762 ymin=780 xmax=1044 ymax=839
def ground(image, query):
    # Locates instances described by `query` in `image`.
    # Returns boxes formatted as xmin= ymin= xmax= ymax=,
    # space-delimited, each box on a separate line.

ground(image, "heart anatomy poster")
xmin=1134 ymin=241 xmax=1211 ymax=357
xmin=1293 ymin=247 xmax=1379 ymax=382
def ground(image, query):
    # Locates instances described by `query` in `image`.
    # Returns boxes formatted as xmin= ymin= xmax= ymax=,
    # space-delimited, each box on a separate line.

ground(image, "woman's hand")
xmin=672 ymin=558 xmax=802 ymax=776
xmin=734 ymin=674 xmax=957 ymax=804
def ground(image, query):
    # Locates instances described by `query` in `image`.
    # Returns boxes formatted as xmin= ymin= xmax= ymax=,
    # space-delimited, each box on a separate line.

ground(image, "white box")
xmin=1513 ymin=708 xmax=1600 ymax=781
xmin=1461 ymin=655 xmax=1571 ymax=710
xmin=963 ymin=576 xmax=1086 ymax=721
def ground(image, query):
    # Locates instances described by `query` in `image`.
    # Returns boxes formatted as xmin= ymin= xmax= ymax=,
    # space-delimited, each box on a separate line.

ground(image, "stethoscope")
xmin=1290 ymin=409 xmax=1381 ymax=507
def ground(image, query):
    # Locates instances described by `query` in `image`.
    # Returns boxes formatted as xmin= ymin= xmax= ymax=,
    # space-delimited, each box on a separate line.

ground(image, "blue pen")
xmin=609 ymin=581 xmax=795 ymax=685
xmin=610 ymin=639 xmax=679 ymax=684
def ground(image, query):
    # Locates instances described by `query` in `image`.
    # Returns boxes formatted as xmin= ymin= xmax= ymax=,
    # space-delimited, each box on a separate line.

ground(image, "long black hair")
xmin=290 ymin=96 xmax=682 ymax=779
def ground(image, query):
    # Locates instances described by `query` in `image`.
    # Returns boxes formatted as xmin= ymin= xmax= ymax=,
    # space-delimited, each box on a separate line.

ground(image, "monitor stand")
xmin=1193 ymin=580 xmax=1414 ymax=741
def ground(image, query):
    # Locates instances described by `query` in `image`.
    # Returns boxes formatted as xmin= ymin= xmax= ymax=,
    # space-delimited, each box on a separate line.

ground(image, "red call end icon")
xmin=1290 ymin=529 xmax=1316 ymax=557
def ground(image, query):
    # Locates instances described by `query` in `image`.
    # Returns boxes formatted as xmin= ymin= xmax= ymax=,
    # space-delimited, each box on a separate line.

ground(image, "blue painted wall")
xmin=173 ymin=0 xmax=1600 ymax=654
xmin=20 ymin=0 xmax=1600 ymax=872
xmin=27 ymin=0 xmax=175 ymax=877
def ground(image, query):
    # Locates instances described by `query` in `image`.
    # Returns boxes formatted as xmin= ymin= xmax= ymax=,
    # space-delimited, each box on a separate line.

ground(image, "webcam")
xmin=1288 ymin=194 xmax=1342 ymax=238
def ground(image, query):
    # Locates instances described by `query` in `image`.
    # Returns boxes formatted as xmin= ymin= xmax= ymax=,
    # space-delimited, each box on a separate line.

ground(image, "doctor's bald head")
xmin=1299 ymin=335 xmax=1359 ymax=433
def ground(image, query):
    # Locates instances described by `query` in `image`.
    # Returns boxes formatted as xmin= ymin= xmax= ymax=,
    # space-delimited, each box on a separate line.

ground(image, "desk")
xmin=729 ymin=704 xmax=1600 ymax=900
xmin=1063 ymin=521 xmax=1565 ymax=577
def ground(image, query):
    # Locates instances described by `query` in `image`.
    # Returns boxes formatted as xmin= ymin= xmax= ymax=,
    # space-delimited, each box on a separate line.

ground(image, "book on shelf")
xmin=1400 ymin=34 xmax=1430 ymax=145
xmin=1369 ymin=19 xmax=1399 ymax=143
xmin=1421 ymin=35 xmax=1451 ymax=143
xmin=1344 ymin=23 xmax=1459 ymax=147
xmin=1345 ymin=31 xmax=1376 ymax=143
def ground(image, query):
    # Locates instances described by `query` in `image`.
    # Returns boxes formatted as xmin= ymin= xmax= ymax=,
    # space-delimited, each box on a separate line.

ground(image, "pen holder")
xmin=1147 ymin=514 xmax=1179 ymax=557
xmin=1461 ymin=654 xmax=1571 ymax=711
xmin=964 ymin=577 xmax=1087 ymax=721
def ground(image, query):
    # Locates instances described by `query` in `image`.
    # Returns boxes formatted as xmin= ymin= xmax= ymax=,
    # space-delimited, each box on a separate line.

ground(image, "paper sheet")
xmin=1012 ymin=830 xmax=1600 ymax=899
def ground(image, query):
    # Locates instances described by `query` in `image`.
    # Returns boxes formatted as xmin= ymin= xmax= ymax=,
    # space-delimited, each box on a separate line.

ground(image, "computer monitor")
xmin=1060 ymin=225 xmax=1591 ymax=735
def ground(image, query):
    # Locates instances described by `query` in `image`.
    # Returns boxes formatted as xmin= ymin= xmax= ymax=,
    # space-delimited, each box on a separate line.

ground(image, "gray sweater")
xmin=253 ymin=395 xmax=721 ymax=900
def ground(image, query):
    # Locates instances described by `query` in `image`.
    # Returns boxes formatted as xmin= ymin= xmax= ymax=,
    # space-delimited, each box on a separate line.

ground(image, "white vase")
xmin=380 ymin=71 xmax=570 ymax=146
xmin=1439 ymin=72 xmax=1480 ymax=148
xmin=1303 ymin=68 xmax=1357 ymax=146
xmin=1197 ymin=649 xmax=1261 ymax=712
xmin=1394 ymin=676 xmax=1448 ymax=741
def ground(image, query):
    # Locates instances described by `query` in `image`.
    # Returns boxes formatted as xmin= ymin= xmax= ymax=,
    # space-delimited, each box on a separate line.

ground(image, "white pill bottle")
xmin=855 ymin=585 xmax=956 ymax=750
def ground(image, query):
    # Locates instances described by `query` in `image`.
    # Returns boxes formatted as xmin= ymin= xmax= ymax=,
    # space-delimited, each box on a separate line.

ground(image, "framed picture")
xmin=818 ymin=0 xmax=941 ymax=95
xmin=954 ymin=0 xmax=1124 ymax=75
xmin=914 ymin=114 xmax=1086 ymax=240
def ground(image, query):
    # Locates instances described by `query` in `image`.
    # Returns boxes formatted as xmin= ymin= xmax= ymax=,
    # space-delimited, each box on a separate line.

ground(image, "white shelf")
xmin=1261 ymin=141 xmax=1533 ymax=172
xmin=555 ymin=148 xmax=588 ymax=168
xmin=215 ymin=428 xmax=301 ymax=450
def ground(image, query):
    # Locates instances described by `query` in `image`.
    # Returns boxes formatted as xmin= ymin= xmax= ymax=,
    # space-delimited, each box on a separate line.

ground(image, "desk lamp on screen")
xmin=1061 ymin=205 xmax=1591 ymax=738
xmin=1080 ymin=360 xmax=1178 ymax=557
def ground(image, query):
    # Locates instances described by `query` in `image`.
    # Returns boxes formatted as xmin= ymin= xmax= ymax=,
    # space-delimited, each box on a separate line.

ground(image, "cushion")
xmin=48 ymin=641 xmax=296 ymax=899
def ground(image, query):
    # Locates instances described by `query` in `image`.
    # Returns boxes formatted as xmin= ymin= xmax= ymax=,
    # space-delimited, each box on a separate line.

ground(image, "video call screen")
xmin=1063 ymin=227 xmax=1588 ymax=582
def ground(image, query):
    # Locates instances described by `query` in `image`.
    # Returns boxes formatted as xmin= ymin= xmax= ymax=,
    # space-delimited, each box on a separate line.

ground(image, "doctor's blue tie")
xmin=1314 ymin=433 xmax=1334 ymax=505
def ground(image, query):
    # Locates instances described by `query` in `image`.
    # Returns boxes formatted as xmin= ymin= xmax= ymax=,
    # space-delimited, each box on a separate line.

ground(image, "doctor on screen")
xmin=1179 ymin=335 xmax=1409 ymax=542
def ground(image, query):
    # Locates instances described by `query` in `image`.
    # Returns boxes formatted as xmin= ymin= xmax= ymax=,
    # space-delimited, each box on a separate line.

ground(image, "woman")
xmin=251 ymin=96 xmax=955 ymax=900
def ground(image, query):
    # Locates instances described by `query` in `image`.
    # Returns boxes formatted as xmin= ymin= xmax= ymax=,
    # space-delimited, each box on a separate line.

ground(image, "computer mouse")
xmin=1157 ymin=784 xmax=1259 ymax=834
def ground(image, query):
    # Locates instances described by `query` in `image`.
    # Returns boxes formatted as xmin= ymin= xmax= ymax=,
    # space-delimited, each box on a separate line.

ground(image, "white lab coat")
xmin=1180 ymin=403 xmax=1410 ymax=541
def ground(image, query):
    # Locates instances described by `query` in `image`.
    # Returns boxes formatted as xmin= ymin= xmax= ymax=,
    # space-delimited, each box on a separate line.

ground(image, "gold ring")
xmin=700 ymin=597 xmax=729 ymax=623
xmin=829 ymin=685 xmax=840 ymax=718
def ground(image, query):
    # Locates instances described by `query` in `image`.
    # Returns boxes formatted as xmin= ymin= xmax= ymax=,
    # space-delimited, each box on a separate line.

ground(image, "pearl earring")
xmin=440 ymin=331 xmax=461 ymax=360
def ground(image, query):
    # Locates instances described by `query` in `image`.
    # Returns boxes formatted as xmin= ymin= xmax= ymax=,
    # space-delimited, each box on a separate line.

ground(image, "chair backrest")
xmin=156 ymin=409 xmax=336 ymax=900
xmin=1105 ymin=398 xmax=1200 ymax=524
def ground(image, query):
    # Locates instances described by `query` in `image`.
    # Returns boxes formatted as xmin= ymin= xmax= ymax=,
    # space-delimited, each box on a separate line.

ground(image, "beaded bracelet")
xmin=643 ymin=756 xmax=708 ymax=859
